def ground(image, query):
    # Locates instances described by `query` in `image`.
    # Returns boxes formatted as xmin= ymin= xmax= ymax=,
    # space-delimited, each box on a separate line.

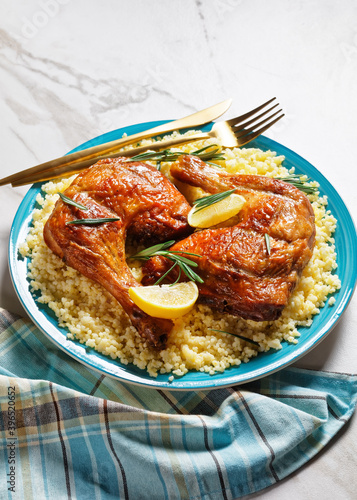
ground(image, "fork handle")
xmin=11 ymin=132 xmax=211 ymax=186
xmin=2 ymin=130 xmax=207 ymax=187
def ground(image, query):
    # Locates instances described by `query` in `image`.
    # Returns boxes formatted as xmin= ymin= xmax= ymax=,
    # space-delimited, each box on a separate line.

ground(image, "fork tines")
xmin=229 ymin=97 xmax=284 ymax=144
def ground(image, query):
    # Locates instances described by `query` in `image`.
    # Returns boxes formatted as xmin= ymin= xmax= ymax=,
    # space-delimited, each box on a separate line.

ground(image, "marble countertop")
xmin=1 ymin=0 xmax=356 ymax=498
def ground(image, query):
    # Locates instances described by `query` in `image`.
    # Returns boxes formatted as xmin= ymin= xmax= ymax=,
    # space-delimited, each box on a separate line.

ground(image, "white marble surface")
xmin=1 ymin=0 xmax=356 ymax=498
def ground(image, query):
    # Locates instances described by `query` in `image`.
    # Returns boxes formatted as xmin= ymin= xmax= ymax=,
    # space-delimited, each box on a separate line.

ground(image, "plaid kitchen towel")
xmin=0 ymin=308 xmax=356 ymax=500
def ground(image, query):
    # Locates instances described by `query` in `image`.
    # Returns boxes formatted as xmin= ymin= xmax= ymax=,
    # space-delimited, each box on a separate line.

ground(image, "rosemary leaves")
xmin=277 ymin=174 xmax=318 ymax=195
xmin=59 ymin=192 xmax=88 ymax=210
xmin=129 ymin=240 xmax=203 ymax=284
xmin=192 ymin=189 xmax=237 ymax=214
xmin=66 ymin=218 xmax=120 ymax=225
xmin=59 ymin=193 xmax=121 ymax=226
xmin=126 ymin=144 xmax=224 ymax=169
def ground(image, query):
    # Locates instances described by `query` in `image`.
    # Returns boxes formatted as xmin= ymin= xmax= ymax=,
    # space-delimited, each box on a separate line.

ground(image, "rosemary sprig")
xmin=264 ymin=233 xmax=271 ymax=255
xmin=277 ymin=174 xmax=318 ymax=195
xmin=209 ymin=328 xmax=260 ymax=347
xmin=126 ymin=144 xmax=224 ymax=168
xmin=192 ymin=189 xmax=236 ymax=214
xmin=129 ymin=240 xmax=204 ymax=284
xmin=191 ymin=145 xmax=225 ymax=164
xmin=59 ymin=192 xmax=88 ymax=210
xmin=154 ymin=262 xmax=181 ymax=286
xmin=66 ymin=218 xmax=120 ymax=225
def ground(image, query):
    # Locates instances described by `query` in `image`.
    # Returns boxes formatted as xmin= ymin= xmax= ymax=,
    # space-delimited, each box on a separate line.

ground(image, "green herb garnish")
xmin=209 ymin=328 xmax=260 ymax=347
xmin=264 ymin=233 xmax=271 ymax=255
xmin=130 ymin=240 xmax=203 ymax=284
xmin=59 ymin=192 xmax=88 ymax=210
xmin=192 ymin=189 xmax=236 ymax=214
xmin=127 ymin=144 xmax=224 ymax=168
xmin=277 ymin=174 xmax=318 ymax=195
xmin=66 ymin=218 xmax=120 ymax=225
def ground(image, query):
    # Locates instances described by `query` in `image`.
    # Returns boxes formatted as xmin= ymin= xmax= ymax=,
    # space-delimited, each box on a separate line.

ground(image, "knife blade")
xmin=0 ymin=98 xmax=232 ymax=186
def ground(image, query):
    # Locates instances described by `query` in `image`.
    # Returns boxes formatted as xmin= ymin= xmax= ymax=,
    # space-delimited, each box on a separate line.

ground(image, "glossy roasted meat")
xmin=142 ymin=155 xmax=316 ymax=322
xmin=43 ymin=158 xmax=192 ymax=347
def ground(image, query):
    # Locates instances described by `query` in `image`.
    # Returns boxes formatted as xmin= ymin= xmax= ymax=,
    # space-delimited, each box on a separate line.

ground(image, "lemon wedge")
xmin=128 ymin=282 xmax=199 ymax=319
xmin=188 ymin=193 xmax=246 ymax=228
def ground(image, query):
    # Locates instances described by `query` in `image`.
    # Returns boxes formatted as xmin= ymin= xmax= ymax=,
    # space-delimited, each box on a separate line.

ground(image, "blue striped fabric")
xmin=0 ymin=307 xmax=356 ymax=500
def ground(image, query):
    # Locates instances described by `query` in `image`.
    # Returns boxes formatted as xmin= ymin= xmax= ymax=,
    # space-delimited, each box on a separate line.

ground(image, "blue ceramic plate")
xmin=8 ymin=121 xmax=357 ymax=389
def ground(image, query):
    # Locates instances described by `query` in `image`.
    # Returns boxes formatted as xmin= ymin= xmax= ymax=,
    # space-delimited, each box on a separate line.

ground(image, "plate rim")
xmin=8 ymin=121 xmax=357 ymax=390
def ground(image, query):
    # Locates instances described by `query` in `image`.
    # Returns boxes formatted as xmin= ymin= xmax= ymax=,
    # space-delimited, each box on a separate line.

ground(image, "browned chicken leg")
xmin=43 ymin=158 xmax=192 ymax=347
xmin=142 ymin=155 xmax=316 ymax=322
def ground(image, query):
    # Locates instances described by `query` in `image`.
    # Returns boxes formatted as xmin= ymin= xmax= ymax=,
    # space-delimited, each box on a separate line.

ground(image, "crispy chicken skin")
xmin=142 ymin=155 xmax=316 ymax=322
xmin=43 ymin=158 xmax=192 ymax=347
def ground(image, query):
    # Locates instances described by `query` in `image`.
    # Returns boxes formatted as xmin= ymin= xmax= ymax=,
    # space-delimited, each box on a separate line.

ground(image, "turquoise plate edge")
xmin=8 ymin=121 xmax=357 ymax=390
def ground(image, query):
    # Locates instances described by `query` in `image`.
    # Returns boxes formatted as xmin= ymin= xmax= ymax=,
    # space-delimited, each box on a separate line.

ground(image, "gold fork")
xmin=172 ymin=96 xmax=284 ymax=148
xmin=10 ymin=98 xmax=283 ymax=186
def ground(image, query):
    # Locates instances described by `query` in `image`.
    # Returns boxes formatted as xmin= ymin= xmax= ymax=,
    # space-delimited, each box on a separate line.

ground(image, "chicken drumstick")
xmin=44 ymin=158 xmax=192 ymax=347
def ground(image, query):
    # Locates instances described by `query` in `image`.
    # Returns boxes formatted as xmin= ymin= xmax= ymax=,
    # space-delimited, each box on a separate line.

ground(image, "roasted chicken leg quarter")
xmin=142 ymin=155 xmax=316 ymax=322
xmin=43 ymin=158 xmax=193 ymax=347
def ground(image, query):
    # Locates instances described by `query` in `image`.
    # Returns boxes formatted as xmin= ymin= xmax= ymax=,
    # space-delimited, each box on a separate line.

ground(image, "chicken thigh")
xmin=43 ymin=157 xmax=192 ymax=346
xmin=142 ymin=155 xmax=316 ymax=322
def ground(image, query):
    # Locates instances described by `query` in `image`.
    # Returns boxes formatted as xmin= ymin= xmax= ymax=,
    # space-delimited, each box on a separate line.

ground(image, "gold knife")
xmin=0 ymin=99 xmax=232 ymax=187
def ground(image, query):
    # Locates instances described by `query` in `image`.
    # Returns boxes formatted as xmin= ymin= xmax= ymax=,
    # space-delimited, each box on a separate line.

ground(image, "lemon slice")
xmin=128 ymin=282 xmax=199 ymax=319
xmin=188 ymin=193 xmax=246 ymax=228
